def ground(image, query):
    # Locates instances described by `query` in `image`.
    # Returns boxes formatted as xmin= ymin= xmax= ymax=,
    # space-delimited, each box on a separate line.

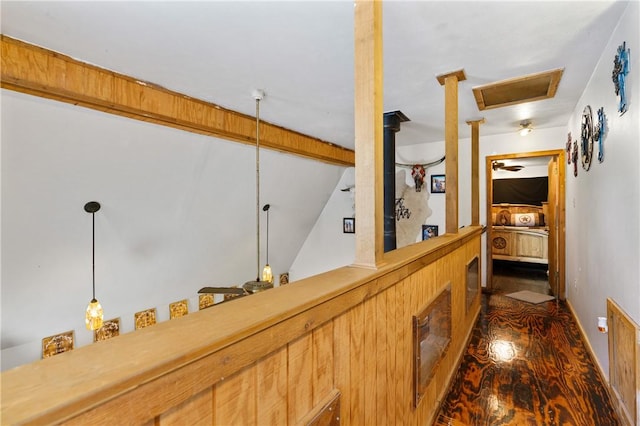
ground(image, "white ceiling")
xmin=1 ymin=1 xmax=629 ymax=150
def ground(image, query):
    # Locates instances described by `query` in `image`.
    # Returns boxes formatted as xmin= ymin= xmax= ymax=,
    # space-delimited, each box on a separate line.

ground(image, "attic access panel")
xmin=473 ymin=68 xmax=564 ymax=110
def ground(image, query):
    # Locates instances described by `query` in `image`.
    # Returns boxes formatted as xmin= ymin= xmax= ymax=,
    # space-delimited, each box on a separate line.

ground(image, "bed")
xmin=491 ymin=203 xmax=548 ymax=265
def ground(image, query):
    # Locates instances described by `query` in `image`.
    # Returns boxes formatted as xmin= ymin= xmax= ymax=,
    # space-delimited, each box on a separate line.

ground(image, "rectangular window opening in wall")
xmin=413 ymin=284 xmax=452 ymax=407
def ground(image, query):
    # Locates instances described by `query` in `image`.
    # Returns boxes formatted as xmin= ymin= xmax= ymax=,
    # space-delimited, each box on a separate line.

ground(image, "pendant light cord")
xmin=265 ymin=208 xmax=269 ymax=264
xmin=255 ymin=97 xmax=261 ymax=281
xmin=91 ymin=211 xmax=96 ymax=301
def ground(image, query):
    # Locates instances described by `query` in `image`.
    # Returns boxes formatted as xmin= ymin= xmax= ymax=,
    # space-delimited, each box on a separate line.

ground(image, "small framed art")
xmin=431 ymin=174 xmax=445 ymax=193
xmin=42 ymin=330 xmax=75 ymax=358
xmin=94 ymin=318 xmax=121 ymax=342
xmin=422 ymin=225 xmax=439 ymax=240
xmin=343 ymin=217 xmax=355 ymax=233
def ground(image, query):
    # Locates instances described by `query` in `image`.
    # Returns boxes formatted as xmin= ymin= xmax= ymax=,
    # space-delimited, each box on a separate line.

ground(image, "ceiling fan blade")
xmin=198 ymin=287 xmax=247 ymax=295
xmin=503 ymin=165 xmax=524 ymax=171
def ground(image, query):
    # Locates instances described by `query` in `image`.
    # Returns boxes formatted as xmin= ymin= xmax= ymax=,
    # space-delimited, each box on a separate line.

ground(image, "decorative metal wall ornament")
xmin=134 ymin=308 xmax=157 ymax=330
xmin=169 ymin=299 xmax=189 ymax=319
xmin=395 ymin=198 xmax=411 ymax=221
xmin=594 ymin=107 xmax=607 ymax=163
xmin=572 ymin=140 xmax=579 ymax=177
xmin=94 ymin=318 xmax=120 ymax=342
xmin=566 ymin=133 xmax=572 ymax=164
xmin=198 ymin=294 xmax=214 ymax=310
xmin=612 ymin=41 xmax=630 ymax=115
xmin=580 ymin=105 xmax=594 ymax=171
xmin=42 ymin=330 xmax=74 ymax=358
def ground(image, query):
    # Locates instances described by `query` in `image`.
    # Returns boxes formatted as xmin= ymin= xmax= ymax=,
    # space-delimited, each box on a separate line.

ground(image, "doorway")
xmin=486 ymin=150 xmax=566 ymax=299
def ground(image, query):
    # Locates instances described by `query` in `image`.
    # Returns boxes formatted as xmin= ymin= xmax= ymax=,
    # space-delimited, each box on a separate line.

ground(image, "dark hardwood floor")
xmin=434 ymin=263 xmax=620 ymax=425
xmin=491 ymin=260 xmax=550 ymax=296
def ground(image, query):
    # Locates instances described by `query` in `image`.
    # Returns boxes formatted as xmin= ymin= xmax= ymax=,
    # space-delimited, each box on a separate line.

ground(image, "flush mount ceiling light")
xmin=519 ymin=121 xmax=533 ymax=136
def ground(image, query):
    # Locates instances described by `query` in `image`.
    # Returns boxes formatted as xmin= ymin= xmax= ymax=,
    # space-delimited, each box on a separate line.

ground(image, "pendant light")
xmin=84 ymin=201 xmax=104 ymax=330
xmin=243 ymin=90 xmax=274 ymax=294
xmin=261 ymin=204 xmax=273 ymax=283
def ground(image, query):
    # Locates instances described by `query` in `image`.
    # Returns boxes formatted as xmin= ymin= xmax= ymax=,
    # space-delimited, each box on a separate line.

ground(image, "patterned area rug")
xmin=505 ymin=290 xmax=555 ymax=304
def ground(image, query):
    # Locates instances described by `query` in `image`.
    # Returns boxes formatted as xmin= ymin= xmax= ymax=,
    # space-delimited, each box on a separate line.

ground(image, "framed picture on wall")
xmin=343 ymin=217 xmax=355 ymax=233
xmin=422 ymin=225 xmax=439 ymax=240
xmin=431 ymin=174 xmax=445 ymax=193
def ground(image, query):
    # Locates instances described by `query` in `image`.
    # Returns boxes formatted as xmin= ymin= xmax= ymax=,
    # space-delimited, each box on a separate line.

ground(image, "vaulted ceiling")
xmin=1 ymin=1 xmax=629 ymax=150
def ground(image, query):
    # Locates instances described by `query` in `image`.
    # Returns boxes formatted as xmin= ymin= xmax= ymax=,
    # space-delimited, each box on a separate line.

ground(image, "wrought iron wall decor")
xmin=134 ymin=308 xmax=157 ymax=330
xmin=566 ymin=133 xmax=572 ymax=164
xmin=595 ymin=107 xmax=607 ymax=163
xmin=580 ymin=105 xmax=594 ymax=171
xmin=42 ymin=330 xmax=74 ymax=358
xmin=612 ymin=41 xmax=630 ymax=115
xmin=169 ymin=299 xmax=189 ymax=319
xmin=395 ymin=198 xmax=411 ymax=221
xmin=94 ymin=318 xmax=120 ymax=342
xmin=572 ymin=140 xmax=578 ymax=177
xmin=199 ymin=294 xmax=214 ymax=310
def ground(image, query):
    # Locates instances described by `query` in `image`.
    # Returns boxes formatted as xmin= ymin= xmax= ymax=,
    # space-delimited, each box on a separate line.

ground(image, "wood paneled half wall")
xmin=1 ymin=227 xmax=482 ymax=425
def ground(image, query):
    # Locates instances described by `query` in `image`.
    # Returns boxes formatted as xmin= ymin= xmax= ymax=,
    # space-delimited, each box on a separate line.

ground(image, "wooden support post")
xmin=353 ymin=1 xmax=384 ymax=268
xmin=466 ymin=118 xmax=485 ymax=226
xmin=437 ymin=70 xmax=466 ymax=234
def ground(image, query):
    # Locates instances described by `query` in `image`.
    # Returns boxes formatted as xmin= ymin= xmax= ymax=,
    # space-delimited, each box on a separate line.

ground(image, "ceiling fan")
xmin=492 ymin=161 xmax=524 ymax=172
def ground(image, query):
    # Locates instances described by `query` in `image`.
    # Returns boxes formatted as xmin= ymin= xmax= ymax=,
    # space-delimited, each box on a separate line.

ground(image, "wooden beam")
xmin=466 ymin=118 xmax=485 ymax=226
xmin=353 ymin=0 xmax=384 ymax=268
xmin=0 ymin=35 xmax=355 ymax=167
xmin=437 ymin=69 xmax=466 ymax=234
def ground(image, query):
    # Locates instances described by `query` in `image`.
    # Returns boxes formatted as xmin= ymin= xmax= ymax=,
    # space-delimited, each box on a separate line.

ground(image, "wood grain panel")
xmin=333 ymin=312 xmax=352 ymax=426
xmin=312 ymin=321 xmax=334 ymax=406
xmin=214 ymin=366 xmax=256 ymax=425
xmin=0 ymin=35 xmax=354 ymax=167
xmin=288 ymin=334 xmax=313 ymax=424
xmin=608 ymin=298 xmax=639 ymax=426
xmin=348 ymin=303 xmax=365 ymax=426
xmin=257 ymin=346 xmax=288 ymax=425
xmin=158 ymin=387 xmax=213 ymax=426
xmin=364 ymin=293 xmax=377 ymax=425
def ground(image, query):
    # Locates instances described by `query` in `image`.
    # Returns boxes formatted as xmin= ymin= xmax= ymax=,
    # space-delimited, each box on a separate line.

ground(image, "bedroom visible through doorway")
xmin=486 ymin=150 xmax=566 ymax=299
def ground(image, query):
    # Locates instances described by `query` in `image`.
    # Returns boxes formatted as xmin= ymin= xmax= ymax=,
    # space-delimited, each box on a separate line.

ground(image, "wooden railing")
xmin=1 ymin=227 xmax=482 ymax=425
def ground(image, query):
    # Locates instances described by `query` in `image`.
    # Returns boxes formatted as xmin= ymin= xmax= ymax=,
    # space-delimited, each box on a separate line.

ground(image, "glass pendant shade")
xmin=84 ymin=201 xmax=104 ymax=331
xmin=262 ymin=264 xmax=273 ymax=283
xmin=86 ymin=298 xmax=103 ymax=330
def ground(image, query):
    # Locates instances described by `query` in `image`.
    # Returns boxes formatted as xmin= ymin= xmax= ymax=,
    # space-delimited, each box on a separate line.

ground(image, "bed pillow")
xmin=492 ymin=209 xmax=512 ymax=226
xmin=512 ymin=213 xmax=542 ymax=226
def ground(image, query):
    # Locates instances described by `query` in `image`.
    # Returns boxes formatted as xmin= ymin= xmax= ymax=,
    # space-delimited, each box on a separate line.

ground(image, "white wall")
xmin=1 ymin=90 xmax=345 ymax=370
xmin=565 ymin=1 xmax=639 ymax=379
xmin=289 ymin=168 xmax=356 ymax=281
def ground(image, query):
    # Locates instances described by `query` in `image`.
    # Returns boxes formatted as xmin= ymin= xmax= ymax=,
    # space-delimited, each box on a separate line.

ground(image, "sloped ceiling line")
xmin=0 ymin=35 xmax=355 ymax=167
